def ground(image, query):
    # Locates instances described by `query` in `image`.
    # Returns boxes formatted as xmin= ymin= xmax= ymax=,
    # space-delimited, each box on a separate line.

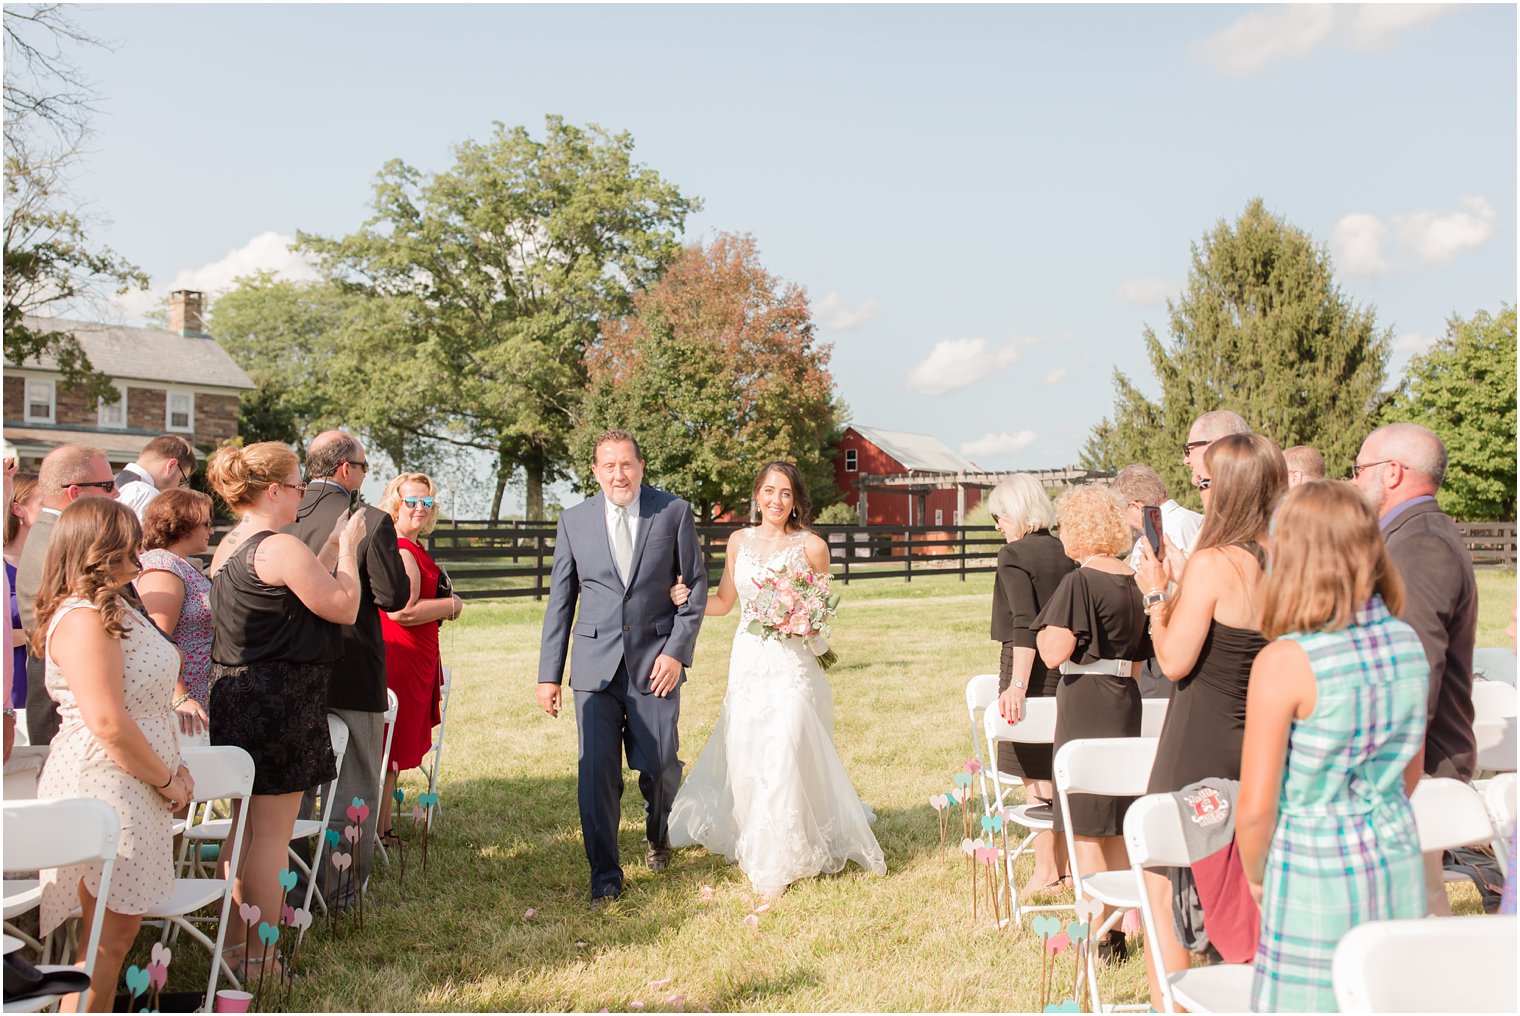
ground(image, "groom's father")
xmin=538 ymin=430 xmax=708 ymax=907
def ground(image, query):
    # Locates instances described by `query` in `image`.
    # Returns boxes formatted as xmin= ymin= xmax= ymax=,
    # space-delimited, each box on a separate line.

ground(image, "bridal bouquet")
xmin=745 ymin=566 xmax=843 ymax=670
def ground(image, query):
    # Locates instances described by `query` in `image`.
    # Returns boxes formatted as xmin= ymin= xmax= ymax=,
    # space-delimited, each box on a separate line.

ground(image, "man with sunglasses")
xmin=115 ymin=434 xmax=198 ymax=520
xmin=15 ymin=444 xmax=122 ymax=744
xmin=1182 ymin=409 xmax=1251 ymax=493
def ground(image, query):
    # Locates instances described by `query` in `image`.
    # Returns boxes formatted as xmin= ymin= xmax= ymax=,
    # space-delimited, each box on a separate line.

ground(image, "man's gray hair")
xmin=1110 ymin=464 xmax=1168 ymax=507
xmin=1190 ymin=410 xmax=1252 ymax=442
xmin=1369 ymin=423 xmax=1447 ymax=487
xmin=305 ymin=432 xmax=362 ymax=480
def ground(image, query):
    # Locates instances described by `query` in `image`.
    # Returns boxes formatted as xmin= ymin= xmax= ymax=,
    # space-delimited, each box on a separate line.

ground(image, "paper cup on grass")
xmin=214 ymin=989 xmax=253 ymax=1012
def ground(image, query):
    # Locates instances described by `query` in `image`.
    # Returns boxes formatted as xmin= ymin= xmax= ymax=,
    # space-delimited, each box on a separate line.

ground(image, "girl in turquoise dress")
xmin=1237 ymin=481 xmax=1429 ymax=1013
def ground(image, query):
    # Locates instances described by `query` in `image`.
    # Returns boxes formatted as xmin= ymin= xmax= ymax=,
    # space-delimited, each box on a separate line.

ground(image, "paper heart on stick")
xmin=278 ymin=868 xmax=298 ymax=892
xmin=1045 ymin=932 xmax=1071 ymax=955
xmin=959 ymin=837 xmax=976 ymax=856
xmin=346 ymin=803 xmax=369 ymax=825
xmin=149 ymin=943 xmax=171 ymax=968
xmin=1044 ymin=1001 xmax=1081 ymax=1013
xmin=258 ymin=922 xmax=279 ymax=947
xmin=324 ymin=829 xmax=340 ymax=850
xmin=929 ymin=794 xmax=945 ymax=811
xmin=124 ymin=965 xmax=151 ymax=998
xmin=1073 ymin=897 xmax=1104 ymax=923
xmin=1066 ymin=920 xmax=1089 ymax=943
xmin=237 ymin=903 xmax=261 ymax=927
xmin=283 ymin=904 xmax=297 ymax=926
xmin=290 ymin=908 xmax=313 ymax=931
xmin=393 ymin=789 xmax=405 ymax=806
xmin=944 ymin=791 xmax=959 ymax=806
xmin=1031 ymin=914 xmax=1062 ymax=940
xmin=974 ymin=845 xmax=998 ymax=866
xmin=411 ymin=805 xmax=427 ymax=822
xmin=331 ymin=851 xmax=352 ymax=872
xmin=344 ymin=824 xmax=361 ymax=843
xmin=954 ymin=773 xmax=972 ymax=789
xmin=966 ymin=759 xmax=982 ymax=774
xmin=146 ymin=962 xmax=167 ymax=990
xmin=417 ymin=791 xmax=440 ymax=808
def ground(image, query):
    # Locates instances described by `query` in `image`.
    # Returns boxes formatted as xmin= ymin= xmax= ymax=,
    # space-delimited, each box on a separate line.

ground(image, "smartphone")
xmin=1142 ymin=505 xmax=1165 ymax=561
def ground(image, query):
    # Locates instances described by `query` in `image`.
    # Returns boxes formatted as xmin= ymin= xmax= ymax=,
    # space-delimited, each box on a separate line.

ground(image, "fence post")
xmin=535 ymin=527 xmax=546 ymax=601
xmin=959 ymin=527 xmax=966 ymax=582
xmin=904 ymin=529 xmax=912 ymax=583
xmin=841 ymin=530 xmax=851 ymax=586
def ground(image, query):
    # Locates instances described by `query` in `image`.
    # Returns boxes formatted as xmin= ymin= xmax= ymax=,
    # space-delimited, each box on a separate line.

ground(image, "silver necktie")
xmin=614 ymin=505 xmax=633 ymax=583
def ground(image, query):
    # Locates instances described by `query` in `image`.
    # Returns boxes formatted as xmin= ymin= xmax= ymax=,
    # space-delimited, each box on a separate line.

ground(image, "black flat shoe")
xmin=3 ymin=951 xmax=92 ymax=1002
xmin=645 ymin=839 xmax=672 ymax=872
xmin=1096 ymin=928 xmax=1130 ymax=965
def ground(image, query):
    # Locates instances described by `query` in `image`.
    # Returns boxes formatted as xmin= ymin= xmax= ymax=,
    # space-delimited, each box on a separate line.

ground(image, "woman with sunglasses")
xmin=376 ymin=473 xmax=463 ymax=844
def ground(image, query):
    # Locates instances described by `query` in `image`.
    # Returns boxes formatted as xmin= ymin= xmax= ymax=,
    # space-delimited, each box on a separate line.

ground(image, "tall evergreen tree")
xmin=1094 ymin=198 xmax=1392 ymax=507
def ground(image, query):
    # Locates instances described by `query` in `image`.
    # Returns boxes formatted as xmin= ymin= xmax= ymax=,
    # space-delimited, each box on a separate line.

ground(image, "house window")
xmin=845 ymin=448 xmax=858 ymax=472
xmin=98 ymin=384 xmax=128 ymax=429
xmin=166 ymin=389 xmax=194 ymax=432
xmin=24 ymin=378 xmax=55 ymax=423
xmin=935 ymin=509 xmax=944 ymax=526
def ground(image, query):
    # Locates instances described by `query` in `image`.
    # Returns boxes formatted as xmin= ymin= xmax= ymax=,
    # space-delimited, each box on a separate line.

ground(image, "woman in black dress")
xmin=1035 ymin=485 xmax=1151 ymax=959
xmin=987 ymin=475 xmax=1074 ymax=899
xmin=206 ymin=442 xmax=366 ymax=981
xmin=1132 ymin=433 xmax=1285 ymax=1007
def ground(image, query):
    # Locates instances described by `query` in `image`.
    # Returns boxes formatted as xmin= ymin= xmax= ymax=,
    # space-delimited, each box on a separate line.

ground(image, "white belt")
xmin=1060 ymin=658 xmax=1131 ymax=677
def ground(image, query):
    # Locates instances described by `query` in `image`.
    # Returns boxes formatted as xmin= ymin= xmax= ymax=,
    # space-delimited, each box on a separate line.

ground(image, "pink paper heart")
xmin=291 ymin=908 xmax=312 ymax=931
xmin=411 ymin=805 xmax=427 ymax=822
xmin=346 ymin=804 xmax=362 ymax=823
xmin=1122 ymin=908 xmax=1141 ymax=934
xmin=354 ymin=803 xmax=370 ymax=822
xmin=146 ymin=962 xmax=167 ymax=990
xmin=960 ymin=837 xmax=976 ymax=856
xmin=344 ymin=824 xmax=361 ymax=843
xmin=1046 ymin=932 xmax=1071 ymax=954
xmin=966 ymin=759 xmax=982 ymax=774
xmin=237 ymin=903 xmax=261 ymax=926
xmin=150 ymin=943 xmax=171 ymax=968
xmin=929 ymin=794 xmax=945 ymax=811
xmin=331 ymin=851 xmax=352 ymax=871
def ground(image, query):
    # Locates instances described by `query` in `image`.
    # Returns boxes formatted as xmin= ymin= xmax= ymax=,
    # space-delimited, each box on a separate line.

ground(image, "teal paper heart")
xmin=1031 ymin=914 xmax=1062 ymax=940
xmin=324 ymin=829 xmax=340 ymax=849
xmin=124 ymin=965 xmax=150 ymax=998
xmin=418 ymin=791 xmax=439 ymax=807
xmin=350 ymin=796 xmax=366 ymax=808
xmin=1066 ymin=920 xmax=1089 ymax=942
xmin=393 ymin=789 xmax=405 ymax=806
xmin=980 ymin=815 xmax=993 ymax=832
xmin=258 ymin=921 xmax=280 ymax=947
xmin=278 ymin=868 xmax=297 ymax=892
xmin=1044 ymin=1001 xmax=1080 ymax=1013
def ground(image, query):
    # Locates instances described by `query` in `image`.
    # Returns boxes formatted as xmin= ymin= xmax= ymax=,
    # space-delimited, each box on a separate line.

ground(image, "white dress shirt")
xmin=604 ymin=494 xmax=641 ymax=552
xmin=117 ymin=462 xmax=158 ymax=520
xmin=1127 ymin=498 xmax=1206 ymax=569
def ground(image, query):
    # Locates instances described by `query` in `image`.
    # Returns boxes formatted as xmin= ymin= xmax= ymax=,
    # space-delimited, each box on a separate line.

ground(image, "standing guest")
xmin=1238 ymin=481 xmax=1427 ymax=1013
xmin=1131 ymin=434 xmax=1286 ymax=1007
xmin=1035 ymin=485 xmax=1151 ymax=962
xmin=987 ymin=475 xmax=1074 ymax=899
xmin=32 ymin=499 xmax=193 ymax=1012
xmin=206 ymin=441 xmax=365 ymax=980
xmin=374 ymin=473 xmax=464 ymax=845
xmin=1182 ymin=409 xmax=1251 ymax=490
xmin=1351 ymin=422 xmax=1478 ymax=916
xmin=1282 ymin=445 xmax=1325 ymax=487
xmin=286 ymin=431 xmax=407 ymax=910
xmin=17 ymin=444 xmax=120 ymax=745
xmin=3 ymin=453 xmax=16 ymax=761
xmin=115 ymin=435 xmax=197 ymax=520
xmin=135 ymin=489 xmax=216 ymax=743
xmin=6 ymin=470 xmax=40 ymax=717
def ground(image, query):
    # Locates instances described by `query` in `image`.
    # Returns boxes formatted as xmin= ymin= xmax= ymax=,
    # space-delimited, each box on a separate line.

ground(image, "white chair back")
xmin=1410 ymin=777 xmax=1495 ymax=853
xmin=984 ymin=695 xmax=1059 ymax=747
xmin=373 ymin=688 xmax=401 ymax=869
xmin=1332 ymin=915 xmax=1517 ymax=1012
xmin=1140 ymin=698 xmax=1169 ymax=737
xmin=2 ymin=746 xmax=48 ymax=802
xmin=1473 ymin=648 xmax=1518 ymax=687
xmin=1484 ymin=772 xmax=1517 ymax=875
xmin=1473 ymin=678 xmax=1519 ymax=720
xmin=3 ymin=798 xmax=119 ymax=1011
xmin=965 ymin=674 xmax=999 ymax=810
xmin=1054 ymin=736 xmax=1159 ymax=798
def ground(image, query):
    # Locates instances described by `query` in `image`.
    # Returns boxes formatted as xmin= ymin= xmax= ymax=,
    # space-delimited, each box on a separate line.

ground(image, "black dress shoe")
xmin=645 ymin=839 xmax=672 ymax=872
xmin=3 ymin=951 xmax=92 ymax=1001
xmin=589 ymin=892 xmax=621 ymax=912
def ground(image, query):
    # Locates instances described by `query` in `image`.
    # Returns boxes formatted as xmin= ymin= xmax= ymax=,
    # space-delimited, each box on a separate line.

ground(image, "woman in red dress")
xmin=377 ymin=472 xmax=464 ymax=843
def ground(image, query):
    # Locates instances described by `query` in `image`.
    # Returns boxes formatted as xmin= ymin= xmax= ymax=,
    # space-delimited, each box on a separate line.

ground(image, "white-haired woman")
xmin=376 ymin=473 xmax=463 ymax=845
xmin=987 ymin=474 xmax=1074 ymax=899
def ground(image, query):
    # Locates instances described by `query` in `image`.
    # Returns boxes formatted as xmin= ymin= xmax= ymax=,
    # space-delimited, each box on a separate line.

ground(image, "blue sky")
xmin=46 ymin=3 xmax=1518 ymax=511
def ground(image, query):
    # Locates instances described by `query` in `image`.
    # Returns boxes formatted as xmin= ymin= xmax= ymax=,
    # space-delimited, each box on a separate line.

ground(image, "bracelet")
xmin=158 ymin=768 xmax=175 ymax=790
xmin=172 ymin=692 xmax=191 ymax=709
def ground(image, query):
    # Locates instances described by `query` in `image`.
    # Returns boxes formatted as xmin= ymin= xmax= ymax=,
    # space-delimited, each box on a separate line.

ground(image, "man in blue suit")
xmin=538 ymin=429 xmax=708 ymax=907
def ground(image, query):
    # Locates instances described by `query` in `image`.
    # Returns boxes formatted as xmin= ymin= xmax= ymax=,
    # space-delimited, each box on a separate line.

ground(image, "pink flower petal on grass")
xmin=753 ymin=902 xmax=771 ymax=914
xmin=575 ymin=941 xmax=589 ymax=949
xmin=743 ymin=914 xmax=760 ymax=931
xmin=629 ymin=1001 xmax=645 ymax=1011
xmin=647 ymin=978 xmax=672 ymax=990
xmin=523 ymin=908 xmax=537 ymax=919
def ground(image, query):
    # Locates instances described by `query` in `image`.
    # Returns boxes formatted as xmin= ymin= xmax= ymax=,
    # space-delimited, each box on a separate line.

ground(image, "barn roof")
xmin=849 ymin=425 xmax=981 ymax=473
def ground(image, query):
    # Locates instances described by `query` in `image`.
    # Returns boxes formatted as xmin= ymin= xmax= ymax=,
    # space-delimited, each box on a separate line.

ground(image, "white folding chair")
xmin=983 ymin=698 xmax=1072 ymax=926
xmin=418 ymin=665 xmax=455 ymax=832
xmin=1123 ymin=794 xmax=1253 ymax=1013
xmin=964 ymin=673 xmax=1000 ymax=817
xmin=1483 ymin=772 xmax=1516 ymax=877
xmin=1411 ymin=777 xmax=1496 ymax=854
xmin=1140 ymin=697 xmax=1169 ymax=737
xmin=1332 ymin=915 xmax=1517 ymax=1012
xmin=1473 ymin=678 xmax=1518 ymax=775
xmin=2 ymin=746 xmax=48 ymax=801
xmin=1473 ymin=647 xmax=1518 ymax=686
xmin=3 ymin=798 xmax=119 ymax=1013
xmin=142 ymin=745 xmax=255 ymax=1011
xmin=1054 ymin=736 xmax=1159 ymax=1014
xmin=373 ymin=688 xmax=400 ymax=869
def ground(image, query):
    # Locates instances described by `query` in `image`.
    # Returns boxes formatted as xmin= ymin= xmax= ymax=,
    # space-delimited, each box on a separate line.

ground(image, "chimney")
xmin=167 ymin=290 xmax=206 ymax=337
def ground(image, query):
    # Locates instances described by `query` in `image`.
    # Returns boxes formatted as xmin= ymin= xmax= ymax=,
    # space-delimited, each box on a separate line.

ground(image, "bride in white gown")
xmin=667 ymin=461 xmax=886 ymax=898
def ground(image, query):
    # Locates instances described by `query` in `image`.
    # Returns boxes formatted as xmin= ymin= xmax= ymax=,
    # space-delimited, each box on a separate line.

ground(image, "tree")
xmin=1089 ymin=199 xmax=1392 ymax=508
xmin=299 ymin=116 xmax=698 ymax=519
xmin=1383 ymin=305 xmax=1517 ymax=521
xmin=4 ymin=5 xmax=148 ymax=401
xmin=574 ymin=233 xmax=843 ymax=520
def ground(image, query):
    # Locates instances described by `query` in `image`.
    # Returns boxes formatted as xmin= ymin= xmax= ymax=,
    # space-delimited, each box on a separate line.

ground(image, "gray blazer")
xmin=538 ymin=486 xmax=707 ymax=694
xmin=1383 ymin=498 xmax=1478 ymax=781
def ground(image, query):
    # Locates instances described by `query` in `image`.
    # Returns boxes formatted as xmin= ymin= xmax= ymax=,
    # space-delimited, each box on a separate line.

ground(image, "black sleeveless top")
xmin=210 ymin=531 xmax=338 ymax=666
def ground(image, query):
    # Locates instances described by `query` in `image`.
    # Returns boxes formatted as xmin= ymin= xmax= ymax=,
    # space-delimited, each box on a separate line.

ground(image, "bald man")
xmin=1182 ymin=410 xmax=1251 ymax=490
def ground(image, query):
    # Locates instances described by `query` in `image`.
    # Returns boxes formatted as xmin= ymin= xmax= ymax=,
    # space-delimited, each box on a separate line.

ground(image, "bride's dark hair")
xmin=751 ymin=461 xmax=812 ymax=532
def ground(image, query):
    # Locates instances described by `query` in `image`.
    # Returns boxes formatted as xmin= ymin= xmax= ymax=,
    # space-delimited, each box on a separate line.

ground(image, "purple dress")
xmin=6 ymin=558 xmax=24 ymax=710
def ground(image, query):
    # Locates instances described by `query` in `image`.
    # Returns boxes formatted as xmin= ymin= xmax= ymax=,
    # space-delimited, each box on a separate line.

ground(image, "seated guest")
xmin=135 ymin=489 xmax=216 ymax=743
xmin=987 ymin=474 xmax=1073 ymax=899
xmin=116 ymin=435 xmax=198 ymax=520
xmin=1238 ymin=481 xmax=1427 ymax=1013
xmin=6 ymin=470 xmax=40 ymax=720
xmin=205 ymin=442 xmax=365 ymax=980
xmin=1035 ymin=485 xmax=1151 ymax=962
xmin=1132 ymin=434 xmax=1285 ymax=1008
xmin=375 ymin=473 xmax=464 ymax=844
xmin=1282 ymin=444 xmax=1325 ymax=487
xmin=32 ymin=499 xmax=193 ymax=1012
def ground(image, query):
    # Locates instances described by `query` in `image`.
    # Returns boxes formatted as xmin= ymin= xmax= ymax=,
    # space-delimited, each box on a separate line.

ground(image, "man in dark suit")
xmin=287 ymin=430 xmax=408 ymax=908
xmin=537 ymin=429 xmax=708 ymax=908
xmin=1353 ymin=422 xmax=1478 ymax=914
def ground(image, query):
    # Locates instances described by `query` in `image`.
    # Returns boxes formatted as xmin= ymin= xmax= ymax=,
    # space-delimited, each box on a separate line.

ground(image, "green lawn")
xmin=241 ymin=570 xmax=1510 ymax=1011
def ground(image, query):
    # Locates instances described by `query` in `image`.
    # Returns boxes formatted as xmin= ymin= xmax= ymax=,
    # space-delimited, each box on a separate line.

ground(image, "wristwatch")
xmin=1142 ymin=589 xmax=1168 ymax=611
xmin=1011 ymin=678 xmax=1026 ymax=690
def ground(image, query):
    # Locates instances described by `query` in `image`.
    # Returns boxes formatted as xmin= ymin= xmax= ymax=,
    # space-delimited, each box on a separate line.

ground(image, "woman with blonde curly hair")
xmin=1033 ymin=484 xmax=1151 ymax=961
xmin=375 ymin=472 xmax=463 ymax=844
xmin=32 ymin=498 xmax=192 ymax=1011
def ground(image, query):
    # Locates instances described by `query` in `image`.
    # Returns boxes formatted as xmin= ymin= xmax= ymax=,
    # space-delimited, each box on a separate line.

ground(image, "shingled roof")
xmin=9 ymin=315 xmax=254 ymax=390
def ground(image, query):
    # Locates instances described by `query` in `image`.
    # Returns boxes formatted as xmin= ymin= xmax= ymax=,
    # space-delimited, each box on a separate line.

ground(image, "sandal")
xmin=379 ymin=828 xmax=402 ymax=848
xmin=241 ymin=951 xmax=299 ymax=986
xmin=1020 ymin=874 xmax=1072 ymax=904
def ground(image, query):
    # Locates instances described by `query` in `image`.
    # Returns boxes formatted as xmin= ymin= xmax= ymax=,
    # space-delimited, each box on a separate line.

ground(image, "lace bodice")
xmin=734 ymin=528 xmax=811 ymax=623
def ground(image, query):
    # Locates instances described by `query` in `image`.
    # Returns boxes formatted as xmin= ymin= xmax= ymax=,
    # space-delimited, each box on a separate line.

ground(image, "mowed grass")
xmin=269 ymin=570 xmax=1512 ymax=1012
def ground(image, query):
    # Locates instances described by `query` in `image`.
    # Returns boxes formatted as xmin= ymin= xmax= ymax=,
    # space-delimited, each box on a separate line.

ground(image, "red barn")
xmin=834 ymin=425 xmax=984 ymax=526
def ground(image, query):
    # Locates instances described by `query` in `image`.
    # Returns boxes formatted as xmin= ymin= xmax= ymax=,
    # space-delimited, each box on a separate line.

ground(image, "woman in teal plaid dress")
xmin=1237 ymin=482 xmax=1429 ymax=1012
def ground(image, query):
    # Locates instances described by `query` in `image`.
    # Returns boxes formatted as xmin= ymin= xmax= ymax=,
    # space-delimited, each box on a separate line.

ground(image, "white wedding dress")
xmin=668 ymin=529 xmax=886 ymax=896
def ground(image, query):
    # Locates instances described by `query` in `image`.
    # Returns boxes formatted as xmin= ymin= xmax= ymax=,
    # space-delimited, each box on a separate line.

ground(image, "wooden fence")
xmin=1456 ymin=521 xmax=1517 ymax=571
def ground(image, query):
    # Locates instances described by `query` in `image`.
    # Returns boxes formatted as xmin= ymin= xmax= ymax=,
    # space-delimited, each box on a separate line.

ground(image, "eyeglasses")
xmin=1182 ymin=439 xmax=1211 ymax=457
xmin=401 ymin=496 xmax=436 ymax=509
xmin=64 ymin=480 xmax=117 ymax=491
xmin=1350 ymin=459 xmax=1401 ymax=479
xmin=347 ymin=460 xmax=369 ymax=472
xmin=279 ymin=482 xmax=308 ymax=494
xmin=177 ymin=462 xmax=192 ymax=488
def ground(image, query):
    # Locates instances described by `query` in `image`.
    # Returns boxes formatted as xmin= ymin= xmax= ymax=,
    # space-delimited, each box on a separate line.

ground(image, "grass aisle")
xmin=285 ymin=572 xmax=1511 ymax=1012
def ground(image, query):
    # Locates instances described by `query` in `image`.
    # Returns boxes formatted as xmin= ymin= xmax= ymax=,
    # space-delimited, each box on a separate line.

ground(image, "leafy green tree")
xmin=299 ymin=116 xmax=698 ymax=519
xmin=815 ymin=502 xmax=860 ymax=526
xmin=574 ymin=233 xmax=843 ymax=520
xmin=1091 ymin=198 xmax=1392 ymax=508
xmin=1383 ymin=305 xmax=1517 ymax=521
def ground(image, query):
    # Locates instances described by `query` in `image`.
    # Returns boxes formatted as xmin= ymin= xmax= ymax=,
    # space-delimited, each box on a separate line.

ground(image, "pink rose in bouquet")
xmin=745 ymin=565 xmax=842 ymax=669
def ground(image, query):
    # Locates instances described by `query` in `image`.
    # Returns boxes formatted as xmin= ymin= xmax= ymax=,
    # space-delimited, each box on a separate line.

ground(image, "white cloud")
xmin=905 ymin=338 xmax=1020 ymax=396
xmin=1195 ymin=4 xmax=1454 ymax=76
xmin=813 ymin=290 xmax=879 ymax=332
xmin=961 ymin=430 xmax=1039 ymax=459
xmin=1331 ymin=213 xmax=1390 ymax=275
xmin=1041 ymin=367 xmax=1069 ymax=386
xmin=1116 ymin=277 xmax=1178 ymax=307
xmin=107 ymin=231 xmax=322 ymax=325
xmin=1393 ymin=330 xmax=1437 ymax=353
xmin=1393 ymin=196 xmax=1497 ymax=264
